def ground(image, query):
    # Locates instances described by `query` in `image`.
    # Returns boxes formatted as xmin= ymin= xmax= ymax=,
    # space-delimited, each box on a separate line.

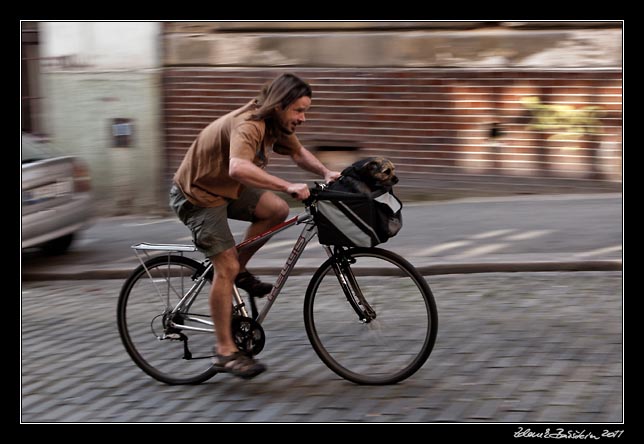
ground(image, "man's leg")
xmin=237 ymin=191 xmax=290 ymax=271
xmin=209 ymin=247 xmax=240 ymax=357
xmin=209 ymin=247 xmax=266 ymax=378
xmin=171 ymin=187 xmax=265 ymax=378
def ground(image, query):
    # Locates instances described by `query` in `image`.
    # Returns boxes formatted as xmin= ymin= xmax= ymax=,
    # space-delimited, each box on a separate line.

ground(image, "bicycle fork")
xmin=327 ymin=248 xmax=377 ymax=323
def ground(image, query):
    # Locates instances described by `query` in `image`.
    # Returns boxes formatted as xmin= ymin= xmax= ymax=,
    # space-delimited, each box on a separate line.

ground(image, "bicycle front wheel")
xmin=117 ymin=255 xmax=218 ymax=385
xmin=304 ymin=248 xmax=438 ymax=385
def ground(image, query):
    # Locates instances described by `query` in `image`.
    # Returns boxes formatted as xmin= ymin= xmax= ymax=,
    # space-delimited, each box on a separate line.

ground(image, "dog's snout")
xmin=391 ymin=175 xmax=399 ymax=184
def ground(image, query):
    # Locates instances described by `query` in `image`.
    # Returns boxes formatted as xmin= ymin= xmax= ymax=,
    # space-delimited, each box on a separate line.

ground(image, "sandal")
xmin=211 ymin=351 xmax=267 ymax=379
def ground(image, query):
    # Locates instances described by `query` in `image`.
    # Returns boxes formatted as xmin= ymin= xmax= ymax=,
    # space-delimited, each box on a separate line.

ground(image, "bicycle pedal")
xmin=163 ymin=333 xmax=182 ymax=340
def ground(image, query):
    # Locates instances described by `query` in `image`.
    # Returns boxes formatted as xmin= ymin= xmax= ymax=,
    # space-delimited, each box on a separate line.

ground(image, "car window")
xmin=21 ymin=134 xmax=59 ymax=164
xmin=22 ymin=144 xmax=48 ymax=164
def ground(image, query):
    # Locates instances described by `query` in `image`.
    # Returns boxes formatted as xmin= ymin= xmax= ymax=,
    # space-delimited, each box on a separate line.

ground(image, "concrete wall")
xmin=41 ymin=22 xmax=159 ymax=69
xmin=39 ymin=22 xmax=163 ymax=214
xmin=43 ymin=72 xmax=162 ymax=213
xmin=164 ymin=25 xmax=621 ymax=69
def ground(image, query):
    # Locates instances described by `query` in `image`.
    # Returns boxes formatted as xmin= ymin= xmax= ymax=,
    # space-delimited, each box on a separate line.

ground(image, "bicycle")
xmin=117 ymin=187 xmax=438 ymax=385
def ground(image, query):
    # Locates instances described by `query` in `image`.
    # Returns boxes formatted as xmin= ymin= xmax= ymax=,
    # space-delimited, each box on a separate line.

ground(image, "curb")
xmin=21 ymin=260 xmax=622 ymax=281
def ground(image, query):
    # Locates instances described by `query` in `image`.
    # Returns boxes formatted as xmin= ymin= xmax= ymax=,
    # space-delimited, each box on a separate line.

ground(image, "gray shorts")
xmin=169 ymin=184 xmax=265 ymax=258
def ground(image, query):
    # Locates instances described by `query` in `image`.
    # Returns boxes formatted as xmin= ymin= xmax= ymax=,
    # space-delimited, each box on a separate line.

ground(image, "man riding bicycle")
xmin=169 ymin=73 xmax=341 ymax=379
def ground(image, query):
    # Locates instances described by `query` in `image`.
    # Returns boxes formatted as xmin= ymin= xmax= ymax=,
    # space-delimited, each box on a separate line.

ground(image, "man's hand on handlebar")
xmin=287 ymin=183 xmax=310 ymax=201
xmin=324 ymin=170 xmax=342 ymax=184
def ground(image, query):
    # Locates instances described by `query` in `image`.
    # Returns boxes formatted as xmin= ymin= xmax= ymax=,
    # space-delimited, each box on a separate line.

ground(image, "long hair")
xmin=249 ymin=73 xmax=312 ymax=135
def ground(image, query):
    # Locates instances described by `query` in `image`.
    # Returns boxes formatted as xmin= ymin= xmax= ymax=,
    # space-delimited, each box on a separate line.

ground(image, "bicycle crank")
xmin=231 ymin=315 xmax=265 ymax=356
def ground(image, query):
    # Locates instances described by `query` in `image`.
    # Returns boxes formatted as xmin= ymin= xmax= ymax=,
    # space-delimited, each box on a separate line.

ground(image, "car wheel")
xmin=41 ymin=233 xmax=75 ymax=255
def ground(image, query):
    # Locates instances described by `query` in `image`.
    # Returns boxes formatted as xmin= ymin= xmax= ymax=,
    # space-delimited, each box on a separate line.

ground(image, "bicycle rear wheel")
xmin=304 ymin=247 xmax=438 ymax=385
xmin=117 ymin=255 xmax=218 ymax=385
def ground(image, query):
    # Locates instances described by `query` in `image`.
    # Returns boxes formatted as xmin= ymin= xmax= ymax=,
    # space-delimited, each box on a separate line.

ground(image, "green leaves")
xmin=521 ymin=96 xmax=604 ymax=146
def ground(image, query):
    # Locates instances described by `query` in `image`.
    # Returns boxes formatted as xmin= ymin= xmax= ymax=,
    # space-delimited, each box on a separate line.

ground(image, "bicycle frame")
xmin=234 ymin=210 xmax=324 ymax=324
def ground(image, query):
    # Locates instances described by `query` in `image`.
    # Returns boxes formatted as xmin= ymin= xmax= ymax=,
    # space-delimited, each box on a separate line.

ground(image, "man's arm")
xmin=229 ymin=157 xmax=310 ymax=200
xmin=291 ymin=146 xmax=341 ymax=183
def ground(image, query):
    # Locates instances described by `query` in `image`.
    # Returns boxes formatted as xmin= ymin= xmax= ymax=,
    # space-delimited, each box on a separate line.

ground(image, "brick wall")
xmin=163 ymin=68 xmax=622 ymax=198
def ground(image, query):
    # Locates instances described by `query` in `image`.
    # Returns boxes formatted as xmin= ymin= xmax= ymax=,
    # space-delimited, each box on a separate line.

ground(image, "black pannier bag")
xmin=313 ymin=187 xmax=403 ymax=248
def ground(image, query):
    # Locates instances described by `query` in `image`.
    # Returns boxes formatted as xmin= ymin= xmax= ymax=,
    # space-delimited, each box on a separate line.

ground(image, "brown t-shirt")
xmin=173 ymin=101 xmax=302 ymax=207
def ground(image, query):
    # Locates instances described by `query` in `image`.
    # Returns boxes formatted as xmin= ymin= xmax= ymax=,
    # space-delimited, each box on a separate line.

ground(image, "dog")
xmin=336 ymin=157 xmax=399 ymax=194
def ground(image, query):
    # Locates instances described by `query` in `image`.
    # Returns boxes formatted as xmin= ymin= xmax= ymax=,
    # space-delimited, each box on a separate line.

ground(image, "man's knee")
xmin=256 ymin=192 xmax=289 ymax=224
xmin=273 ymin=199 xmax=289 ymax=222
xmin=211 ymin=248 xmax=240 ymax=280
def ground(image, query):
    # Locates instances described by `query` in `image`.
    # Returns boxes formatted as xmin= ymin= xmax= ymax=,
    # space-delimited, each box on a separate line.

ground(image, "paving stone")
xmin=21 ymin=272 xmax=623 ymax=423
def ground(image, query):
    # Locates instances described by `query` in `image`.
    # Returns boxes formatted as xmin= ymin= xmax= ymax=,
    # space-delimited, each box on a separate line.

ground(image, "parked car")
xmin=21 ymin=133 xmax=94 ymax=254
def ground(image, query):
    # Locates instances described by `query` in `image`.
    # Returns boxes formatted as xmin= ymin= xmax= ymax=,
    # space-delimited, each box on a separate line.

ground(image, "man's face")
xmin=276 ymin=95 xmax=311 ymax=134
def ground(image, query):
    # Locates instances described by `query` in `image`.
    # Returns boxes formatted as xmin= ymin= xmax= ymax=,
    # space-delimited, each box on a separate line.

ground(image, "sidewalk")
xmin=21 ymin=255 xmax=622 ymax=281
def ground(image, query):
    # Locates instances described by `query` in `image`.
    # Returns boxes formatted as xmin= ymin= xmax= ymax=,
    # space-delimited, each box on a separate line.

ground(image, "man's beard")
xmin=278 ymin=120 xmax=294 ymax=135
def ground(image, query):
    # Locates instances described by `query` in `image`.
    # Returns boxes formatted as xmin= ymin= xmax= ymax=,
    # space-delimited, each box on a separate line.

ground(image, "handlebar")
xmin=299 ymin=184 xmax=364 ymax=207
xmin=293 ymin=186 xmax=322 ymax=207
xmin=293 ymin=182 xmax=364 ymax=207
xmin=287 ymin=182 xmax=326 ymax=204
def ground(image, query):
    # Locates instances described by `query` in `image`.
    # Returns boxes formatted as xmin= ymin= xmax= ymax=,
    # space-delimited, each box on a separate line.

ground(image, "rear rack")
xmin=131 ymin=242 xmax=198 ymax=252
xmin=131 ymin=242 xmax=200 ymax=269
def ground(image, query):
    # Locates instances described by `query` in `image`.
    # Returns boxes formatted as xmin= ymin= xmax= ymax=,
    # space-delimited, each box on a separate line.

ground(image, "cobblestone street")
xmin=21 ymin=271 xmax=622 ymax=423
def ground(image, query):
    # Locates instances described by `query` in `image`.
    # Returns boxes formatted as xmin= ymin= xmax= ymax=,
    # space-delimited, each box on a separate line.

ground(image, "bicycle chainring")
xmin=231 ymin=316 xmax=265 ymax=356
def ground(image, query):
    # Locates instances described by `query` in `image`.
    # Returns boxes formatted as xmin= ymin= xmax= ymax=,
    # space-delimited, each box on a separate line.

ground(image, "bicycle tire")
xmin=117 ymin=255 xmax=218 ymax=385
xmin=303 ymin=247 xmax=438 ymax=385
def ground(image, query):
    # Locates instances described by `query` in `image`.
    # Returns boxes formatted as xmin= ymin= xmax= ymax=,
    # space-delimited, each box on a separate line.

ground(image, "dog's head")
xmin=364 ymin=157 xmax=398 ymax=187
